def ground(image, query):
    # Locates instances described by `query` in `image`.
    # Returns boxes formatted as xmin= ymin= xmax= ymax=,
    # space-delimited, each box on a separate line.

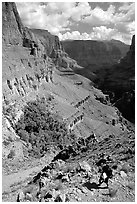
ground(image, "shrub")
xmin=15 ymin=98 xmax=77 ymax=157
xmin=17 ymin=129 xmax=29 ymax=142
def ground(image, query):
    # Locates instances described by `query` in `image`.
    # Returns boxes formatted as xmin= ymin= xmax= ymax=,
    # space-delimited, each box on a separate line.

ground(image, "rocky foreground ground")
xmin=2 ymin=106 xmax=135 ymax=202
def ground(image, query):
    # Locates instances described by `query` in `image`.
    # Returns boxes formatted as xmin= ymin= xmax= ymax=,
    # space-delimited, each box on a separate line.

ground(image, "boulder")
xmin=62 ymin=173 xmax=70 ymax=182
xmin=120 ymin=170 xmax=127 ymax=178
xmin=78 ymin=161 xmax=91 ymax=173
xmin=108 ymin=188 xmax=118 ymax=197
xmin=54 ymin=194 xmax=65 ymax=202
xmin=25 ymin=193 xmax=33 ymax=201
xmin=17 ymin=191 xmax=25 ymax=202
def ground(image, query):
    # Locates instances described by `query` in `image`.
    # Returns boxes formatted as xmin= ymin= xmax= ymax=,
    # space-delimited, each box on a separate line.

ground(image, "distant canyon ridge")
xmin=62 ymin=37 xmax=134 ymax=93
xmin=62 ymin=39 xmax=129 ymax=71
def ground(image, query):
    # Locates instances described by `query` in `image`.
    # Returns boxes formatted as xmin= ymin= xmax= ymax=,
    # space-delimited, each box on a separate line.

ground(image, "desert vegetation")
xmin=15 ymin=98 xmax=77 ymax=157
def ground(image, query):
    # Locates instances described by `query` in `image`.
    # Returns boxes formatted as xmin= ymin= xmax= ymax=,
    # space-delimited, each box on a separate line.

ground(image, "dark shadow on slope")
xmin=83 ymin=182 xmax=108 ymax=190
xmin=102 ymin=188 xmax=118 ymax=198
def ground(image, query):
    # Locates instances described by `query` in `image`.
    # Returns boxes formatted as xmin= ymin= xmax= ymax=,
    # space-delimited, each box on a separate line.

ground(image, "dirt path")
xmin=2 ymin=164 xmax=43 ymax=193
xmin=2 ymin=152 xmax=55 ymax=201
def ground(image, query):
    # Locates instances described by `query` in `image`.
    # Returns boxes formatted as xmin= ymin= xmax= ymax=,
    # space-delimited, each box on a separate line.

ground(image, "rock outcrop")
xmin=2 ymin=2 xmax=79 ymax=69
xmin=2 ymin=2 xmax=24 ymax=45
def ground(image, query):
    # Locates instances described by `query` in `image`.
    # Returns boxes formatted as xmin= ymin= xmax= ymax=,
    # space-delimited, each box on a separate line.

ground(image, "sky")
xmin=16 ymin=2 xmax=135 ymax=45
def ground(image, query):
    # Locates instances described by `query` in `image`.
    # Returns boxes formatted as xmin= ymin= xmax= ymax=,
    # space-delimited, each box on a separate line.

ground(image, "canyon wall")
xmin=62 ymin=39 xmax=129 ymax=71
xmin=96 ymin=35 xmax=135 ymax=93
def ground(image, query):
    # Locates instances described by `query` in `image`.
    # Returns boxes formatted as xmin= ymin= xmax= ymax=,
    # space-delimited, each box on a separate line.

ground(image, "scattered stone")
xmin=62 ymin=173 xmax=70 ymax=182
xmin=76 ymin=188 xmax=82 ymax=194
xmin=17 ymin=191 xmax=25 ymax=202
xmin=54 ymin=193 xmax=66 ymax=202
xmin=109 ymin=188 xmax=118 ymax=197
xmin=54 ymin=159 xmax=66 ymax=169
xmin=81 ymin=186 xmax=88 ymax=194
xmin=120 ymin=164 xmax=130 ymax=173
xmin=76 ymin=196 xmax=81 ymax=201
xmin=25 ymin=193 xmax=33 ymax=201
xmin=78 ymin=161 xmax=91 ymax=173
xmin=126 ymin=182 xmax=135 ymax=190
xmin=46 ymin=191 xmax=53 ymax=199
xmin=120 ymin=170 xmax=127 ymax=178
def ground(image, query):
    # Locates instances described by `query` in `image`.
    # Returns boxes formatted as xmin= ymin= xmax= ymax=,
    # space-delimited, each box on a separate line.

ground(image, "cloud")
xmin=59 ymin=26 xmax=133 ymax=45
xmin=90 ymin=26 xmax=115 ymax=40
xmin=16 ymin=2 xmax=71 ymax=34
xmin=82 ymin=5 xmax=115 ymax=26
xmin=60 ymin=27 xmax=116 ymax=41
xmin=59 ymin=31 xmax=91 ymax=41
xmin=118 ymin=2 xmax=135 ymax=11
xmin=113 ymin=3 xmax=135 ymax=23
xmin=70 ymin=2 xmax=92 ymax=21
xmin=82 ymin=3 xmax=135 ymax=25
xmin=115 ymin=21 xmax=135 ymax=35
xmin=127 ymin=21 xmax=135 ymax=35
xmin=16 ymin=2 xmax=92 ymax=35
xmin=90 ymin=26 xmax=133 ymax=45
xmin=16 ymin=2 xmax=135 ymax=44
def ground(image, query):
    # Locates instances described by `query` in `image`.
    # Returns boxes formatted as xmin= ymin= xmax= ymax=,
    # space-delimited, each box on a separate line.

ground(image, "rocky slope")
xmin=2 ymin=2 xmax=135 ymax=202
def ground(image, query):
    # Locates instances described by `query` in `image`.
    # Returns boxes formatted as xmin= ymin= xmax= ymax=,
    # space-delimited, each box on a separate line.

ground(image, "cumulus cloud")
xmin=16 ymin=2 xmax=91 ymax=35
xmin=60 ymin=27 xmax=115 ymax=41
xmin=16 ymin=2 xmax=135 ymax=44
xmin=83 ymin=3 xmax=134 ymax=25
xmin=59 ymin=31 xmax=91 ymax=41
xmin=118 ymin=2 xmax=135 ymax=11
xmin=90 ymin=26 xmax=116 ymax=40
xmin=82 ymin=5 xmax=115 ymax=26
xmin=60 ymin=26 xmax=133 ymax=45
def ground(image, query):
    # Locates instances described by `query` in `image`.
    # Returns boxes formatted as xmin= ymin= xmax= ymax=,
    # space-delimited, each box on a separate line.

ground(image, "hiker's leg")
xmin=105 ymin=177 xmax=109 ymax=187
xmin=99 ymin=176 xmax=104 ymax=185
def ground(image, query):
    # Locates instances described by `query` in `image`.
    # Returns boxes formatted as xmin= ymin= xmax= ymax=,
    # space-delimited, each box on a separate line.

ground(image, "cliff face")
xmin=62 ymin=40 xmax=129 ymax=71
xmin=2 ymin=3 xmax=63 ymax=59
xmin=2 ymin=3 xmax=80 ymax=100
xmin=30 ymin=29 xmax=62 ymax=56
xmin=2 ymin=2 xmax=84 ymax=160
xmin=94 ymin=35 xmax=135 ymax=122
xmin=97 ymin=35 xmax=135 ymax=93
xmin=120 ymin=35 xmax=135 ymax=66
xmin=2 ymin=2 xmax=24 ymax=45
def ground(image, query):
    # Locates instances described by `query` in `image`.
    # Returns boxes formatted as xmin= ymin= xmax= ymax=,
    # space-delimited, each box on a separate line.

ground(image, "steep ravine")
xmin=94 ymin=35 xmax=135 ymax=123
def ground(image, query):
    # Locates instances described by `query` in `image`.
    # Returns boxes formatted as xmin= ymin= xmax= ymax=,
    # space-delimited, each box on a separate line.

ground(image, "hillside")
xmin=2 ymin=2 xmax=135 ymax=202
